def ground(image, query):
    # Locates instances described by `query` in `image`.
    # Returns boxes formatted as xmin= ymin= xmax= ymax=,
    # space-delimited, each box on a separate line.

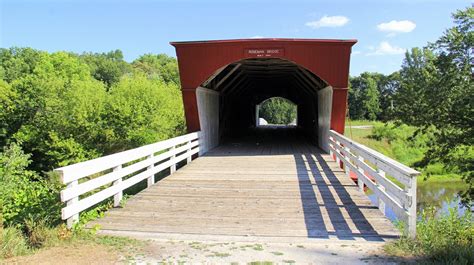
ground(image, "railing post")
xmin=377 ymin=169 xmax=386 ymax=215
xmin=335 ymin=140 xmax=341 ymax=167
xmin=343 ymin=146 xmax=351 ymax=178
xmin=357 ymin=155 xmax=365 ymax=192
xmin=329 ymin=136 xmax=334 ymax=159
xmin=407 ymin=177 xmax=417 ymax=238
xmin=66 ymin=180 xmax=79 ymax=228
xmin=186 ymin=140 xmax=192 ymax=164
xmin=113 ymin=165 xmax=122 ymax=207
xmin=147 ymin=154 xmax=154 ymax=187
xmin=170 ymin=145 xmax=176 ymax=174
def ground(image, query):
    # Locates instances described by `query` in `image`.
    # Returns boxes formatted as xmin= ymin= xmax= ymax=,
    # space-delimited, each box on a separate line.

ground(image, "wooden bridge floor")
xmin=91 ymin=131 xmax=399 ymax=242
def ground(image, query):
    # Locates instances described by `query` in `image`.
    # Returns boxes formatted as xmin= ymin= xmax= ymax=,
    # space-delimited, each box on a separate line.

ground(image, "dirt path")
xmin=131 ymin=239 xmax=400 ymax=264
xmin=2 ymin=244 xmax=121 ymax=265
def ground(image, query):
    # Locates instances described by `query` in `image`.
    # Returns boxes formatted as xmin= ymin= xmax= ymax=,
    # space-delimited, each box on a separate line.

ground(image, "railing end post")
xmin=66 ymin=213 xmax=79 ymax=229
xmin=407 ymin=175 xmax=417 ymax=238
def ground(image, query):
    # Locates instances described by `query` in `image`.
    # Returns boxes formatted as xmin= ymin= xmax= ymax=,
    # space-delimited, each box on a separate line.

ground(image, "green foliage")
xmin=0 ymin=143 xmax=62 ymax=228
xmin=349 ymin=7 xmax=473 ymax=203
xmin=385 ymin=208 xmax=474 ymax=264
xmin=0 ymin=47 xmax=186 ymax=244
xmin=370 ymin=123 xmax=427 ymax=166
xmin=103 ymin=74 xmax=185 ymax=152
xmin=394 ymin=7 xmax=473 ymax=203
xmin=349 ymin=72 xmax=390 ymax=121
xmin=1 ymin=226 xmax=30 ymax=259
xmin=0 ymin=47 xmax=185 ymax=172
xmin=132 ymin=53 xmax=180 ymax=84
xmin=80 ymin=50 xmax=131 ymax=87
xmin=259 ymin=97 xmax=297 ymax=125
xmin=347 ymin=121 xmax=463 ymax=183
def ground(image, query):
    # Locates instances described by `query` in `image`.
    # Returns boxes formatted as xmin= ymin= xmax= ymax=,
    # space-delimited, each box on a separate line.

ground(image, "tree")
xmin=363 ymin=76 xmax=381 ymax=120
xmin=103 ymin=74 xmax=185 ymax=153
xmin=80 ymin=50 xmax=131 ymax=87
xmin=132 ymin=54 xmax=180 ymax=84
xmin=394 ymin=7 xmax=473 ymax=203
xmin=348 ymin=72 xmax=381 ymax=120
xmin=259 ymin=97 xmax=297 ymax=125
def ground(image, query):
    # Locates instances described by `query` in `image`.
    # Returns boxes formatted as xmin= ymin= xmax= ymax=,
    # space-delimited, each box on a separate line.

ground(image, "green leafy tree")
xmin=394 ymin=7 xmax=473 ymax=203
xmin=132 ymin=54 xmax=180 ymax=84
xmin=103 ymin=74 xmax=186 ymax=153
xmin=80 ymin=50 xmax=131 ymax=87
xmin=2 ymin=50 xmax=107 ymax=171
xmin=363 ymin=76 xmax=381 ymax=120
xmin=349 ymin=72 xmax=381 ymax=120
xmin=259 ymin=97 xmax=297 ymax=125
xmin=377 ymin=72 xmax=400 ymax=121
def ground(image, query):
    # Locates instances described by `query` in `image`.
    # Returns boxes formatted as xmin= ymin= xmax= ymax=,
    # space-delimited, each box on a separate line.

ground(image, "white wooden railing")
xmin=55 ymin=132 xmax=200 ymax=227
xmin=328 ymin=130 xmax=419 ymax=238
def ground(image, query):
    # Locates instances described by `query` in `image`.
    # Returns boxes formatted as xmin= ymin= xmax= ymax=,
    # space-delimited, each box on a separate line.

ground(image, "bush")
xmin=0 ymin=143 xmax=62 ymax=228
xmin=385 ymin=208 xmax=474 ymax=264
xmin=369 ymin=123 xmax=429 ymax=166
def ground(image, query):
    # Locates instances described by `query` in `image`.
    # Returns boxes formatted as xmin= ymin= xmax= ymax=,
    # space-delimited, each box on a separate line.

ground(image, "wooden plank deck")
xmin=91 ymin=130 xmax=399 ymax=242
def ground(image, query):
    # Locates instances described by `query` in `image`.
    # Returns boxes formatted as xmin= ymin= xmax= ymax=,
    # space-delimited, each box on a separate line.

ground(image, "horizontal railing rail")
xmin=328 ymin=130 xmax=419 ymax=238
xmin=55 ymin=132 xmax=200 ymax=227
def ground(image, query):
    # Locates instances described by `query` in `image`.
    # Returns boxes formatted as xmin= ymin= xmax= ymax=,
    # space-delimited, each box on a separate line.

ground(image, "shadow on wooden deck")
xmin=91 ymin=127 xmax=399 ymax=242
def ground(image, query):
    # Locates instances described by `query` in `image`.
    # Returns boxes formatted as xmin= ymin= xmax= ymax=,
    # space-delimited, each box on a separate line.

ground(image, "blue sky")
xmin=1 ymin=0 xmax=470 ymax=76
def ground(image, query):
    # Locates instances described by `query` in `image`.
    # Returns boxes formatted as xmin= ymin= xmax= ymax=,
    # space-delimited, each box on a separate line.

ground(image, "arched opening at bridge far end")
xmin=256 ymin=97 xmax=298 ymax=127
xmin=195 ymin=57 xmax=334 ymax=153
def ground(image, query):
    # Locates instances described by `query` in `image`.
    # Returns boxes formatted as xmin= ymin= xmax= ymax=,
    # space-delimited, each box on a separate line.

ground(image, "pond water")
xmin=367 ymin=181 xmax=470 ymax=222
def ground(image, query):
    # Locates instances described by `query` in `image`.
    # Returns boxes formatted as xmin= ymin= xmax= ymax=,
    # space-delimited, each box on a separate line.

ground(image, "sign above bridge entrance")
xmin=244 ymin=48 xmax=285 ymax=58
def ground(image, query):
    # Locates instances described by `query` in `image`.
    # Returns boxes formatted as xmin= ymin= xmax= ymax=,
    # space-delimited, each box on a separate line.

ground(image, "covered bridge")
xmin=55 ymin=38 xmax=419 ymax=242
xmin=171 ymin=38 xmax=355 ymax=153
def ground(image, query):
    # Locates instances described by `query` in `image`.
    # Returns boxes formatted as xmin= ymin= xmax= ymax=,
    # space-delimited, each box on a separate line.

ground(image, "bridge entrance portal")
xmin=171 ymin=39 xmax=357 ymax=154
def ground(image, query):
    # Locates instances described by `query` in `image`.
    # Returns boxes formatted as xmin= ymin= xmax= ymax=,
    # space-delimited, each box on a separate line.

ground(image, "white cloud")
xmin=377 ymin=20 xmax=416 ymax=33
xmin=250 ymin=35 xmax=265 ymax=39
xmin=367 ymin=41 xmax=406 ymax=56
xmin=352 ymin=51 xmax=362 ymax=55
xmin=305 ymin=15 xmax=349 ymax=28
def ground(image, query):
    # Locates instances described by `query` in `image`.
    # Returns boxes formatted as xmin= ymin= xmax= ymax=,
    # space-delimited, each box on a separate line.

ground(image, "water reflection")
xmin=367 ymin=181 xmax=469 ymax=222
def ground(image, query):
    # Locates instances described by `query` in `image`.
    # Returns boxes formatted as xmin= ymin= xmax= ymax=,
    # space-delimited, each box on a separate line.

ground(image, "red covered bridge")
xmin=172 ymin=38 xmax=354 ymax=152
xmin=55 ymin=38 xmax=419 ymax=242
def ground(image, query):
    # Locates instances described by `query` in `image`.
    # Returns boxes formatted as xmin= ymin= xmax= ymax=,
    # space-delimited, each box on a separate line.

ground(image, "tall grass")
xmin=385 ymin=208 xmax=473 ymax=264
xmin=1 ymin=227 xmax=30 ymax=258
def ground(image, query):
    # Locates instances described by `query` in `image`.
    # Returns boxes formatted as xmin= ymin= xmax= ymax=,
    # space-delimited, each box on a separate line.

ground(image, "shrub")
xmin=0 ymin=143 xmax=62 ymax=228
xmin=385 ymin=207 xmax=474 ymax=264
xmin=23 ymin=218 xmax=51 ymax=248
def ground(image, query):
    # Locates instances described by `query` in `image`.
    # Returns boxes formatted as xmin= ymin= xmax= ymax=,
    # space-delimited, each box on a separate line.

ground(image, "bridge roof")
xmin=170 ymin=38 xmax=357 ymax=90
xmin=170 ymin=38 xmax=357 ymax=46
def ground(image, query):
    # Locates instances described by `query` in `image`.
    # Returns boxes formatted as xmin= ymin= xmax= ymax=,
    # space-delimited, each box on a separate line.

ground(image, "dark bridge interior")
xmin=200 ymin=58 xmax=329 ymax=142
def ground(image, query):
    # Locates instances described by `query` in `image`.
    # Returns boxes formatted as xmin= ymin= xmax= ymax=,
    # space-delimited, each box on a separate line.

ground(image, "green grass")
xmin=1 ymin=227 xmax=30 ymax=258
xmin=345 ymin=119 xmax=383 ymax=127
xmin=343 ymin=121 xmax=464 ymax=184
xmin=1 ymin=220 xmax=143 ymax=261
xmin=384 ymin=208 xmax=473 ymax=264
